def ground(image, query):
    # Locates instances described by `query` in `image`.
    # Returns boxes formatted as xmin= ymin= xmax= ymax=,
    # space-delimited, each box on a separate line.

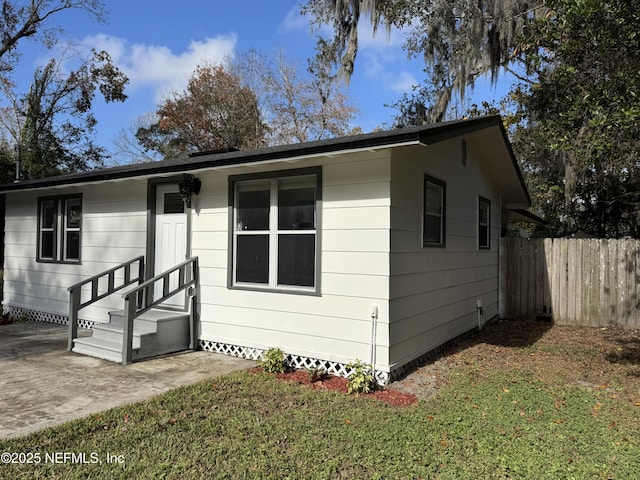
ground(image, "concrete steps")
xmin=72 ymin=308 xmax=190 ymax=363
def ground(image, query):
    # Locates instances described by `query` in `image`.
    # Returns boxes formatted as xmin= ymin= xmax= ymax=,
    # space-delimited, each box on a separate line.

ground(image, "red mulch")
xmin=252 ymin=367 xmax=417 ymax=407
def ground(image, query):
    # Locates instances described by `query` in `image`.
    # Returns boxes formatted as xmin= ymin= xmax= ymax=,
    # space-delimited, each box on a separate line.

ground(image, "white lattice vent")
xmin=2 ymin=305 xmax=95 ymax=329
xmin=200 ymin=341 xmax=263 ymax=361
xmin=199 ymin=340 xmax=391 ymax=385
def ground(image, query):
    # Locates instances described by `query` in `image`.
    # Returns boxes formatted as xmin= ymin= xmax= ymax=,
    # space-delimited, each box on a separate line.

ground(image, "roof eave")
xmin=0 ymin=115 xmax=524 ymax=195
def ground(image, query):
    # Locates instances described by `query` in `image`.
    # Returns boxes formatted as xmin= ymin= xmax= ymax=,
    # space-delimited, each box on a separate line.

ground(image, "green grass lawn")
xmin=1 ymin=360 xmax=638 ymax=479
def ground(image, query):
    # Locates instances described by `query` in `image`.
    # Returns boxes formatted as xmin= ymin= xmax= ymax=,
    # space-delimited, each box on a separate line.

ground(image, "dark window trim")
xmin=146 ymin=175 xmax=186 ymax=279
xmin=228 ymin=166 xmax=322 ymax=295
xmin=36 ymin=193 xmax=83 ymax=264
xmin=423 ymin=174 xmax=446 ymax=248
xmin=479 ymin=196 xmax=491 ymax=250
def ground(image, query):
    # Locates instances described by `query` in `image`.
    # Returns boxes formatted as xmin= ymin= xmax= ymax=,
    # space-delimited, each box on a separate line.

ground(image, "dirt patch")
xmin=391 ymin=319 xmax=640 ymax=406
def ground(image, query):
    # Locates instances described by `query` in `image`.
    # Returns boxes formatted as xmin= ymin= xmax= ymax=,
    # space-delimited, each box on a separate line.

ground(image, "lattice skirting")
xmin=2 ymin=305 xmax=95 ymax=330
xmin=199 ymin=323 xmax=493 ymax=386
xmin=199 ymin=340 xmax=391 ymax=385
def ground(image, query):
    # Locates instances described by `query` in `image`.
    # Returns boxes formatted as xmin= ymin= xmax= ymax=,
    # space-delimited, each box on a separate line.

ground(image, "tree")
xmin=0 ymin=1 xmax=128 ymax=180
xmin=0 ymin=138 xmax=17 ymax=183
xmin=0 ymin=0 xmax=106 ymax=85
xmin=135 ymin=64 xmax=265 ymax=159
xmin=258 ymin=50 xmax=357 ymax=144
xmin=512 ymin=0 xmax=640 ymax=238
xmin=303 ymin=0 xmax=544 ymax=122
xmin=1 ymin=49 xmax=128 ymax=179
xmin=229 ymin=49 xmax=358 ymax=145
xmin=132 ymin=51 xmax=359 ymax=161
xmin=305 ymin=0 xmax=640 ymax=238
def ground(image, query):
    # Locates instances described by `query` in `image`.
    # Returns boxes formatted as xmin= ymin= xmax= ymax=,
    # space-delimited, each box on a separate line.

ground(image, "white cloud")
xmin=79 ymin=33 xmax=237 ymax=101
xmin=357 ymin=22 xmax=406 ymax=51
xmin=279 ymin=6 xmax=310 ymax=33
xmin=387 ymin=71 xmax=418 ymax=93
xmin=279 ymin=5 xmax=415 ymax=95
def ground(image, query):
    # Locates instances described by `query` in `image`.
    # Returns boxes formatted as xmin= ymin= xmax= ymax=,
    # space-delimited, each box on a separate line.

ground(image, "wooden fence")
xmin=502 ymin=238 xmax=640 ymax=328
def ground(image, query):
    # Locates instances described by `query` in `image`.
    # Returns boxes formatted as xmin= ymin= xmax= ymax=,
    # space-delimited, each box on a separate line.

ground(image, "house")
xmin=0 ymin=115 xmax=531 ymax=383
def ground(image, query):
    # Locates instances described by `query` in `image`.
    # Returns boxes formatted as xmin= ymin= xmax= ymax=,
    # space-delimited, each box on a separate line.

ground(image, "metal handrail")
xmin=67 ymin=256 xmax=145 ymax=351
xmin=120 ymin=256 xmax=199 ymax=364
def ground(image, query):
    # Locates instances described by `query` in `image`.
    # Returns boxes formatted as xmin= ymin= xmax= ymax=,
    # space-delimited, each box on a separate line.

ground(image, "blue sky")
xmin=9 ymin=1 xmax=514 ymax=162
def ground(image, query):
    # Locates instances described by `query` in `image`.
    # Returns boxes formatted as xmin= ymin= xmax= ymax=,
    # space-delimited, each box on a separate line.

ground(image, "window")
xmin=38 ymin=195 xmax=82 ymax=263
xmin=479 ymin=197 xmax=491 ymax=249
xmin=231 ymin=169 xmax=320 ymax=291
xmin=423 ymin=175 xmax=446 ymax=247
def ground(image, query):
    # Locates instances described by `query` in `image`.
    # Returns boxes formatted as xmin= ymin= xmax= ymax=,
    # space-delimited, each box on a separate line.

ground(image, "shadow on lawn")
xmin=603 ymin=329 xmax=640 ymax=375
xmin=471 ymin=318 xmax=553 ymax=349
xmin=392 ymin=319 xmax=552 ymax=384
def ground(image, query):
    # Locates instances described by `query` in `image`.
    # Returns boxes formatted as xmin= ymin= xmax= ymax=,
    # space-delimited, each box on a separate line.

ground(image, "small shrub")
xmin=346 ymin=359 xmax=376 ymax=394
xmin=260 ymin=347 xmax=287 ymax=373
xmin=305 ymin=366 xmax=326 ymax=382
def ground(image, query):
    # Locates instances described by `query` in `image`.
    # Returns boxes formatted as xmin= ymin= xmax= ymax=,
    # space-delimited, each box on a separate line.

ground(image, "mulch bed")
xmin=252 ymin=367 xmax=418 ymax=407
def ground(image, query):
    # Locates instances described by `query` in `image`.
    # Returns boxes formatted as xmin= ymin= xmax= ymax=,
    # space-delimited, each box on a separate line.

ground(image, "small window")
xmin=163 ymin=192 xmax=185 ymax=214
xmin=479 ymin=197 xmax=491 ymax=249
xmin=423 ymin=175 xmax=446 ymax=247
xmin=38 ymin=195 xmax=82 ymax=263
xmin=231 ymin=169 xmax=320 ymax=292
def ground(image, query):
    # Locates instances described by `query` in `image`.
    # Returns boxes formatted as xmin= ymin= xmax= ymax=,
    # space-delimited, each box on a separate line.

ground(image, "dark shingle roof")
xmin=0 ymin=116 xmax=520 ymax=194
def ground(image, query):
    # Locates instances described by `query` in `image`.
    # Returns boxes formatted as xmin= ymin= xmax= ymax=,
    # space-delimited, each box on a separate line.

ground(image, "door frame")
xmin=145 ymin=176 xmax=192 ymax=281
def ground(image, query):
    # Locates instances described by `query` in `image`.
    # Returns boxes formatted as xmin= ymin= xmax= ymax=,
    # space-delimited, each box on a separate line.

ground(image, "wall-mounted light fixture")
xmin=179 ymin=174 xmax=201 ymax=208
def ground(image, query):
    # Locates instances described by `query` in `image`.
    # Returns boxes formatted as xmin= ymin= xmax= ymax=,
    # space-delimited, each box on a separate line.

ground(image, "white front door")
xmin=155 ymin=184 xmax=188 ymax=307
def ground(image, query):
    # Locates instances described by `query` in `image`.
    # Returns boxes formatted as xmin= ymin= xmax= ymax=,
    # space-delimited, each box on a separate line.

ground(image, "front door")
xmin=155 ymin=184 xmax=188 ymax=307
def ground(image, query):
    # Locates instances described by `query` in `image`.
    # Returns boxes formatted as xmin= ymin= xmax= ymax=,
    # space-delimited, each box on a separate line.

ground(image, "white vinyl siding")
xmin=388 ymin=140 xmax=501 ymax=370
xmin=193 ymin=153 xmax=391 ymax=370
xmin=2 ymin=181 xmax=148 ymax=323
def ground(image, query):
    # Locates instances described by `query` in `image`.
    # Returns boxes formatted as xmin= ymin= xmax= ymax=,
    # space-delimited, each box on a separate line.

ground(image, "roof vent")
xmin=189 ymin=147 xmax=239 ymax=158
xmin=461 ymin=139 xmax=467 ymax=167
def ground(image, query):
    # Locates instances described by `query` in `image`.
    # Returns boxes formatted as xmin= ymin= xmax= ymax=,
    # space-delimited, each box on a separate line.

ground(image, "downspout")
xmin=476 ymin=298 xmax=485 ymax=331
xmin=370 ymin=305 xmax=378 ymax=367
xmin=14 ymin=144 xmax=21 ymax=182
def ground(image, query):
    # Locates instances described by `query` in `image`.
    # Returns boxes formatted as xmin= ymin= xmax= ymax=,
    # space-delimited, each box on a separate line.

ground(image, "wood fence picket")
xmin=502 ymin=238 xmax=640 ymax=328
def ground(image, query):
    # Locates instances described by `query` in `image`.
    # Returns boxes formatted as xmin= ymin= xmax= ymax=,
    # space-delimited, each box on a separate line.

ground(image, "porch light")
xmin=179 ymin=174 xmax=201 ymax=208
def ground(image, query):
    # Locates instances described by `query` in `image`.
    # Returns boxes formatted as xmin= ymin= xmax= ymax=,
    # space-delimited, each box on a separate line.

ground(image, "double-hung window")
xmin=478 ymin=197 xmax=491 ymax=249
xmin=231 ymin=169 xmax=319 ymax=292
xmin=423 ymin=175 xmax=446 ymax=247
xmin=37 ymin=195 xmax=82 ymax=263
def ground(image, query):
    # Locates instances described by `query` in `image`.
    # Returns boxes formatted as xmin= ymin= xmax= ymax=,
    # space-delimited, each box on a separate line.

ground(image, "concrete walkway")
xmin=0 ymin=322 xmax=255 ymax=439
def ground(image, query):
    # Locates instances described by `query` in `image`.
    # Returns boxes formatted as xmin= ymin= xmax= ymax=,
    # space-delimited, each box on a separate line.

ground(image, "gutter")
xmin=0 ymin=116 xmax=505 ymax=194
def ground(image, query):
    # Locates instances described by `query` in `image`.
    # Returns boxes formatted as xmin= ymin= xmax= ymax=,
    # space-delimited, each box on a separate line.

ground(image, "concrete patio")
xmin=0 ymin=322 xmax=255 ymax=439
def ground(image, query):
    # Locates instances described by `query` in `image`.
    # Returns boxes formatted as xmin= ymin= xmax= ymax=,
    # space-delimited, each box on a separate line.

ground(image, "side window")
xmin=479 ymin=197 xmax=491 ymax=249
xmin=39 ymin=199 xmax=57 ymax=260
xmin=231 ymin=169 xmax=319 ymax=292
xmin=38 ymin=195 xmax=82 ymax=263
xmin=423 ymin=175 xmax=446 ymax=247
